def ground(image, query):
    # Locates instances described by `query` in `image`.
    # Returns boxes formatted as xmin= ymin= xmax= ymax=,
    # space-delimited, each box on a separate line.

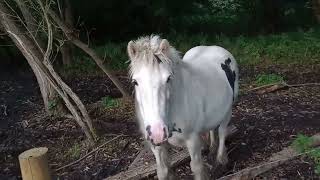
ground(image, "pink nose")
xmin=146 ymin=122 xmax=168 ymax=145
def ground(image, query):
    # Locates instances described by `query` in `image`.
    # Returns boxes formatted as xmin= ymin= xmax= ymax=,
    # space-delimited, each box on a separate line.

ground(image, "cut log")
xmin=19 ymin=147 xmax=51 ymax=180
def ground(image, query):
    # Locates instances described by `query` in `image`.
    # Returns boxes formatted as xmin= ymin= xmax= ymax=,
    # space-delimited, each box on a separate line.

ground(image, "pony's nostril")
xmin=163 ymin=127 xmax=167 ymax=139
xmin=146 ymin=125 xmax=152 ymax=136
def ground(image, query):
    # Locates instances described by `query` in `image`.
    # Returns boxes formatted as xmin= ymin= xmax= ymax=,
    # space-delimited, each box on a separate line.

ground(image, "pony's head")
xmin=127 ymin=35 xmax=180 ymax=145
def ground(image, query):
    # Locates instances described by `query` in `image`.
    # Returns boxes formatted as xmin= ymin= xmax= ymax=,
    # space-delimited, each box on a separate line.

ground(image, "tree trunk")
xmin=0 ymin=1 xmax=96 ymax=142
xmin=14 ymin=0 xmax=64 ymax=116
xmin=61 ymin=42 xmax=73 ymax=65
xmin=312 ymin=0 xmax=320 ymax=23
xmin=14 ymin=0 xmax=45 ymax=51
xmin=60 ymin=0 xmax=74 ymax=66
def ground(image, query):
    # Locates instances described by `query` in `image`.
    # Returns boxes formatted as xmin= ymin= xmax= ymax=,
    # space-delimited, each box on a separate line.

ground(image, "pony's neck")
xmin=170 ymin=60 xmax=194 ymax=103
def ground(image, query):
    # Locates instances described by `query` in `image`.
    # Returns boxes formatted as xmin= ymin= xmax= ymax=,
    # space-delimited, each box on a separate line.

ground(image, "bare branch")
xmin=48 ymin=9 xmax=131 ymax=99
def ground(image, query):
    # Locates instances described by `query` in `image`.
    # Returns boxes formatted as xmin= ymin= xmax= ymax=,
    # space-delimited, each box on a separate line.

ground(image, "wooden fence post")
xmin=18 ymin=147 xmax=51 ymax=180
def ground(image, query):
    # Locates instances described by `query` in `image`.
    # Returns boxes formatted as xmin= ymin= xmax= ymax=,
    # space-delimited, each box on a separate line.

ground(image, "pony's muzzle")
xmin=146 ymin=123 xmax=169 ymax=146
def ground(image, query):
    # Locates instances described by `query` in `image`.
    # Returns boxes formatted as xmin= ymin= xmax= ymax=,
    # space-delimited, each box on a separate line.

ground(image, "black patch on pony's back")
xmin=221 ymin=58 xmax=236 ymax=93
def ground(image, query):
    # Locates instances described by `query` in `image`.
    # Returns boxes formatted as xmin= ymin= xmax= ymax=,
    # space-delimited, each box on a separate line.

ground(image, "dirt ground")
xmin=1 ymin=64 xmax=320 ymax=180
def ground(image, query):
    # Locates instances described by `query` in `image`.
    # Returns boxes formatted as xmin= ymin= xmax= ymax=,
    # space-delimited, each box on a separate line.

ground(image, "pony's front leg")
xmin=150 ymin=143 xmax=175 ymax=180
xmin=186 ymin=135 xmax=209 ymax=180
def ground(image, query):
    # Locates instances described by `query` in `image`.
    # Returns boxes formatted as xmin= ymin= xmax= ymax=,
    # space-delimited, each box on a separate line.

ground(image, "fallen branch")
xmin=55 ymin=135 xmax=123 ymax=171
xmin=105 ymin=125 xmax=238 ymax=180
xmin=248 ymin=82 xmax=320 ymax=94
xmin=256 ymin=83 xmax=287 ymax=94
xmin=247 ymin=83 xmax=280 ymax=92
xmin=218 ymin=134 xmax=320 ymax=180
xmin=128 ymin=142 xmax=149 ymax=170
xmin=286 ymin=82 xmax=320 ymax=88
xmin=105 ymin=149 xmax=189 ymax=180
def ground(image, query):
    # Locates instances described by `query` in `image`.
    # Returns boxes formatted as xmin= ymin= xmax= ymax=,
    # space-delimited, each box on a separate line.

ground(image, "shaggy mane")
xmin=128 ymin=35 xmax=181 ymax=77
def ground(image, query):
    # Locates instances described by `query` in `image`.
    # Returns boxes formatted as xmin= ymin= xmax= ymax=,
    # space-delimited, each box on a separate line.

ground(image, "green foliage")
xmin=62 ymin=28 xmax=320 ymax=75
xmin=171 ymin=28 xmax=320 ymax=66
xmin=60 ymin=52 xmax=98 ymax=76
xmin=94 ymin=42 xmax=129 ymax=70
xmin=66 ymin=143 xmax=81 ymax=159
xmin=59 ymin=42 xmax=128 ymax=75
xmin=255 ymin=74 xmax=284 ymax=86
xmin=68 ymin=0 xmax=316 ymax=42
xmin=102 ymin=96 xmax=119 ymax=108
xmin=292 ymin=134 xmax=320 ymax=174
xmin=48 ymin=100 xmax=57 ymax=110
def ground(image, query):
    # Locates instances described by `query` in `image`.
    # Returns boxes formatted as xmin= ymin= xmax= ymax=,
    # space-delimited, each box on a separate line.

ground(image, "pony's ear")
xmin=127 ymin=41 xmax=137 ymax=59
xmin=159 ymin=39 xmax=170 ymax=54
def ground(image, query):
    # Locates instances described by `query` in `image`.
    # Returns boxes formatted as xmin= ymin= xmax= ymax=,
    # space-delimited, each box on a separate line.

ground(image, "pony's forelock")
xmin=128 ymin=35 xmax=181 ymax=77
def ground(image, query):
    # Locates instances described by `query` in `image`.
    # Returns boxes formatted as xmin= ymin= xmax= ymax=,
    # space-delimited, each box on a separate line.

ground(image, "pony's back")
xmin=183 ymin=46 xmax=239 ymax=102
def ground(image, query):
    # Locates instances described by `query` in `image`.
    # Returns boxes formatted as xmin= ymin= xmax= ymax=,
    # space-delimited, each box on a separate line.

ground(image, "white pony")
xmin=127 ymin=35 xmax=239 ymax=180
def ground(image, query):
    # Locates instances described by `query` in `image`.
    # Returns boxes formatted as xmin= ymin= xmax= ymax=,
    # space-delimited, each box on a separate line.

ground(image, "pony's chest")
xmin=168 ymin=133 xmax=185 ymax=147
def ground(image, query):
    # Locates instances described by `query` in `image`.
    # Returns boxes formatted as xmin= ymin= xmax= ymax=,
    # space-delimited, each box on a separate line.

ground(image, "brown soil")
xmin=1 ymin=64 xmax=320 ymax=180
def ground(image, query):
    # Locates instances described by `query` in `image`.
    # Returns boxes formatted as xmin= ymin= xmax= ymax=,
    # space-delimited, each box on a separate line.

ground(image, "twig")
xmin=247 ymin=82 xmax=280 ymax=92
xmin=55 ymin=135 xmax=123 ymax=171
xmin=286 ymin=82 xmax=320 ymax=88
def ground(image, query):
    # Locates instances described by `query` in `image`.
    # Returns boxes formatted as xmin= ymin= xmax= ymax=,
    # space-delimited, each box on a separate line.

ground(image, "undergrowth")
xmin=66 ymin=143 xmax=81 ymax=160
xmin=61 ymin=27 xmax=320 ymax=75
xmin=292 ymin=133 xmax=320 ymax=174
xmin=101 ymin=96 xmax=119 ymax=108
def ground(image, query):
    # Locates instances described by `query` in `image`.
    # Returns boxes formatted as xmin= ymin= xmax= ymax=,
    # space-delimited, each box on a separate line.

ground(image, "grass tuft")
xmin=66 ymin=143 xmax=81 ymax=160
xmin=102 ymin=96 xmax=119 ymax=108
xmin=255 ymin=73 xmax=284 ymax=86
xmin=292 ymin=133 xmax=320 ymax=174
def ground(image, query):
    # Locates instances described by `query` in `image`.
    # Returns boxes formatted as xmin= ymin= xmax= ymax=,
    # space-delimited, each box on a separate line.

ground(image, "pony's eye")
xmin=166 ymin=75 xmax=172 ymax=83
xmin=132 ymin=79 xmax=138 ymax=86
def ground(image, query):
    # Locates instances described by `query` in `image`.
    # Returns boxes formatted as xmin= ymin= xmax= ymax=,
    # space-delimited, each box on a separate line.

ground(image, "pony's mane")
xmin=128 ymin=35 xmax=181 ymax=77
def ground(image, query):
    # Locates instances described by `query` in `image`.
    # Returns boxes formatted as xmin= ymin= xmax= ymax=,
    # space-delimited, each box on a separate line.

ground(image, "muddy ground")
xmin=1 ymin=64 xmax=320 ymax=180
